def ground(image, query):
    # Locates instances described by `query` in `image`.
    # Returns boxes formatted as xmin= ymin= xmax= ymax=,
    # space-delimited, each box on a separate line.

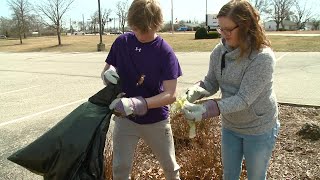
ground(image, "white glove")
xmin=182 ymin=101 xmax=206 ymax=121
xmin=186 ymin=85 xmax=210 ymax=103
xmin=182 ymin=100 xmax=220 ymax=121
xmin=102 ymin=66 xmax=119 ymax=85
xmin=187 ymin=120 xmax=197 ymax=138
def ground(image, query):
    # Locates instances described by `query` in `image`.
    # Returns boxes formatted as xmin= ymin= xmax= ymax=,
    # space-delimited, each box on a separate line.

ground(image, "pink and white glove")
xmin=101 ymin=66 xmax=119 ymax=85
xmin=182 ymin=100 xmax=220 ymax=121
xmin=109 ymin=96 xmax=148 ymax=117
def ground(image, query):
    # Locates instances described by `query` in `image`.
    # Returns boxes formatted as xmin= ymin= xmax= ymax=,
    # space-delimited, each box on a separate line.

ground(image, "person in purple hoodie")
xmin=100 ymin=0 xmax=181 ymax=179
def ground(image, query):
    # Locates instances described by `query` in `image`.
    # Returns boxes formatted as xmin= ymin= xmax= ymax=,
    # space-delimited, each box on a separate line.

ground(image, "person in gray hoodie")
xmin=182 ymin=0 xmax=280 ymax=179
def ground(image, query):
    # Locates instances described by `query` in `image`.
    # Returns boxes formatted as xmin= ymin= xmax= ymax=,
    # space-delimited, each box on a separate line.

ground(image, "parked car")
xmin=0 ymin=35 xmax=7 ymax=39
xmin=177 ymin=27 xmax=188 ymax=31
xmin=110 ymin=31 xmax=122 ymax=35
xmin=73 ymin=31 xmax=85 ymax=35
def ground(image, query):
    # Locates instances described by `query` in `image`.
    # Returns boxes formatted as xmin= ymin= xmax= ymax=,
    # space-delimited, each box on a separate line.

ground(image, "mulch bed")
xmin=104 ymin=104 xmax=320 ymax=180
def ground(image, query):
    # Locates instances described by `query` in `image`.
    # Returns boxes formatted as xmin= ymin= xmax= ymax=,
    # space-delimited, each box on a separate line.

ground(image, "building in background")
xmin=264 ymin=20 xmax=297 ymax=31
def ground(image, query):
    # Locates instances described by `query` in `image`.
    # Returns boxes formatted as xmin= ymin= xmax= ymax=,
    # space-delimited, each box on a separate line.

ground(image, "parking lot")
xmin=0 ymin=51 xmax=319 ymax=179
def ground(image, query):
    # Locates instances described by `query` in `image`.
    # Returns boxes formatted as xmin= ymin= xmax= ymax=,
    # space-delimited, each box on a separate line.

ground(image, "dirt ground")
xmin=104 ymin=104 xmax=320 ymax=179
xmin=268 ymin=105 xmax=320 ymax=180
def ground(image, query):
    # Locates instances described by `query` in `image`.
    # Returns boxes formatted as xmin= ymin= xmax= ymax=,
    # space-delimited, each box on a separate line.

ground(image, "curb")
xmin=278 ymin=102 xmax=320 ymax=108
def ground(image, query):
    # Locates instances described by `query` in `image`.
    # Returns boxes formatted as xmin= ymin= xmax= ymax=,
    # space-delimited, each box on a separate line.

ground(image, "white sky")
xmin=1 ymin=0 xmax=319 ymax=24
xmin=0 ymin=0 xmax=232 ymax=23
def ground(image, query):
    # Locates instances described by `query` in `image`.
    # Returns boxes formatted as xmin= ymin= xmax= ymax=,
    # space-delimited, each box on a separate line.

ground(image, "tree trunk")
xmin=276 ymin=23 xmax=280 ymax=31
xmin=57 ymin=26 xmax=61 ymax=45
xmin=281 ymin=22 xmax=285 ymax=30
xmin=17 ymin=19 xmax=23 ymax=44
xmin=19 ymin=35 xmax=22 ymax=44
xmin=58 ymin=32 xmax=61 ymax=45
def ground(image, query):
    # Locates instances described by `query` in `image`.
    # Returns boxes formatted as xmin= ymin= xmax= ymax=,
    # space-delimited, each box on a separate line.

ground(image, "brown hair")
xmin=217 ymin=0 xmax=271 ymax=57
xmin=127 ymin=0 xmax=163 ymax=33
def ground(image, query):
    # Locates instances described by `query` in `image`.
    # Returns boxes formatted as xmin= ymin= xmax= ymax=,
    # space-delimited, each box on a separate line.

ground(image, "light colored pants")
xmin=112 ymin=116 xmax=180 ymax=180
xmin=221 ymin=122 xmax=280 ymax=180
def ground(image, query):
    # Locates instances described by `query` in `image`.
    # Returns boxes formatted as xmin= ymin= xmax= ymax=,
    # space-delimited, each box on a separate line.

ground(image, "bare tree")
xmin=77 ymin=21 xmax=84 ymax=31
xmin=270 ymin=0 xmax=294 ymax=30
xmin=291 ymin=0 xmax=312 ymax=29
xmin=250 ymin=0 xmax=271 ymax=16
xmin=8 ymin=0 xmax=31 ymax=44
xmin=102 ymin=9 xmax=112 ymax=32
xmin=310 ymin=18 xmax=320 ymax=30
xmin=36 ymin=0 xmax=75 ymax=45
xmin=0 ymin=17 xmax=14 ymax=37
xmin=28 ymin=14 xmax=45 ymax=36
xmin=89 ymin=9 xmax=111 ymax=34
xmin=116 ymin=0 xmax=129 ymax=33
xmin=90 ymin=11 xmax=99 ymax=34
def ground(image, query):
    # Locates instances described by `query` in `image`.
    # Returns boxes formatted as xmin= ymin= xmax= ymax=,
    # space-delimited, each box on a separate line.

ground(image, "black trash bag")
xmin=7 ymin=83 xmax=121 ymax=180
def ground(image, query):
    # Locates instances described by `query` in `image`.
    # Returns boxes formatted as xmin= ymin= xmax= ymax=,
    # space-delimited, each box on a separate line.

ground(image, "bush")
xmin=195 ymin=27 xmax=220 ymax=39
xmin=207 ymin=31 xmax=220 ymax=39
xmin=195 ymin=27 xmax=208 ymax=39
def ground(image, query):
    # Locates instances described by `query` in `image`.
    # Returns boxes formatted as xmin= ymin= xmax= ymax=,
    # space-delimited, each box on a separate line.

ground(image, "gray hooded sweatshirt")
xmin=203 ymin=39 xmax=279 ymax=135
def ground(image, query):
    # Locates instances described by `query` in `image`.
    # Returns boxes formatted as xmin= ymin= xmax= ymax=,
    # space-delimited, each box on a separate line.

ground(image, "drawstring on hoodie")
xmin=221 ymin=51 xmax=228 ymax=75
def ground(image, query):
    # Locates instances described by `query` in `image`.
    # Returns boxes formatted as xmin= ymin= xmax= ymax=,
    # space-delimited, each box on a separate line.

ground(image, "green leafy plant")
xmin=195 ymin=27 xmax=220 ymax=39
xmin=195 ymin=27 xmax=208 ymax=39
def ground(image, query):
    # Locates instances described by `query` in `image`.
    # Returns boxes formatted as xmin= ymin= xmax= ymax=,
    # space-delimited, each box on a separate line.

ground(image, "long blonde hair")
xmin=218 ymin=0 xmax=271 ymax=57
xmin=127 ymin=0 xmax=163 ymax=33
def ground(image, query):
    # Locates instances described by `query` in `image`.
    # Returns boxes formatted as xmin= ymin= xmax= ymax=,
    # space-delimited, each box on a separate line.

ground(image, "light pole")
xmin=171 ymin=0 xmax=174 ymax=33
xmin=206 ymin=0 xmax=208 ymax=30
xmin=206 ymin=0 xmax=207 ymax=15
xmin=97 ymin=0 xmax=105 ymax=51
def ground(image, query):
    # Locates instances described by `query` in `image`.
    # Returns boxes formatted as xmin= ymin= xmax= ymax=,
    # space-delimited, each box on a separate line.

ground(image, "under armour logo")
xmin=135 ymin=47 xmax=142 ymax=52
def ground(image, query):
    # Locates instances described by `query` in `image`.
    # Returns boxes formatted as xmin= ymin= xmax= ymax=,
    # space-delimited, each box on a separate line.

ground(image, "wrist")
xmin=131 ymin=96 xmax=148 ymax=116
xmin=202 ymin=100 xmax=220 ymax=119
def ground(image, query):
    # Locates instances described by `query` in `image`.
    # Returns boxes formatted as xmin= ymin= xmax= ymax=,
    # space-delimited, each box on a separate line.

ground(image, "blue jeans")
xmin=221 ymin=122 xmax=280 ymax=180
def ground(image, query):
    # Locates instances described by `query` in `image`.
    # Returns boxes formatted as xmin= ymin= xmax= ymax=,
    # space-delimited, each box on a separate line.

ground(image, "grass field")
xmin=0 ymin=32 xmax=320 ymax=52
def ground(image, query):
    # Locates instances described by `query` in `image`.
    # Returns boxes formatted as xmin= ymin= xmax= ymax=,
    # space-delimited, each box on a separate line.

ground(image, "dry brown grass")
xmin=1 ymin=33 xmax=320 ymax=52
xmin=269 ymin=36 xmax=320 ymax=52
xmin=0 ymin=35 xmax=117 ymax=52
